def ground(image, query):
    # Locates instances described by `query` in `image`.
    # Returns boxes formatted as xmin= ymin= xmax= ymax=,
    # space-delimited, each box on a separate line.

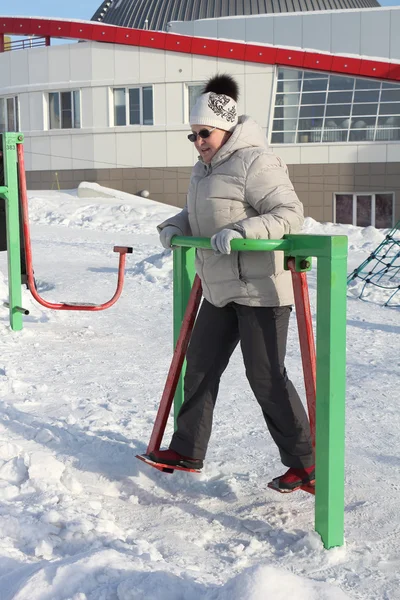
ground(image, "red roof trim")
xmin=0 ymin=16 xmax=398 ymax=81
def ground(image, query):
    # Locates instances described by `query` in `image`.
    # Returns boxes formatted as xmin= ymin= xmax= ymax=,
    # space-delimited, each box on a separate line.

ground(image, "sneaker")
xmin=270 ymin=465 xmax=315 ymax=493
xmin=148 ymin=449 xmax=203 ymax=470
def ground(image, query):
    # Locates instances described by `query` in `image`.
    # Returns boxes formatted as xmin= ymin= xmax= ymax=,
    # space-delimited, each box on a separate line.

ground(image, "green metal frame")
xmin=172 ymin=234 xmax=348 ymax=550
xmin=0 ymin=132 xmax=25 ymax=331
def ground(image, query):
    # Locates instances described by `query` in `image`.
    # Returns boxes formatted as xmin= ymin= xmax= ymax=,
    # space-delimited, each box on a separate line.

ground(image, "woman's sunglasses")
xmin=187 ymin=127 xmax=217 ymax=142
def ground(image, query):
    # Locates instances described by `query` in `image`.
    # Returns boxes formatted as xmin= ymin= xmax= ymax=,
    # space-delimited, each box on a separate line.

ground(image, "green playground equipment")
xmin=172 ymin=235 xmax=348 ymax=550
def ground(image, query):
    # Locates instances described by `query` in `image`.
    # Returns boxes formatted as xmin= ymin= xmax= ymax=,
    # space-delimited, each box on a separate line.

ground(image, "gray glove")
xmin=159 ymin=225 xmax=182 ymax=249
xmin=211 ymin=229 xmax=243 ymax=254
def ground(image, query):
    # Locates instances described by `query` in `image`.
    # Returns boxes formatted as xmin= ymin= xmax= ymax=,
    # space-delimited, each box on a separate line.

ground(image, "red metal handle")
xmin=17 ymin=143 xmax=130 ymax=312
xmin=288 ymin=258 xmax=316 ymax=447
xmin=147 ymin=275 xmax=202 ymax=454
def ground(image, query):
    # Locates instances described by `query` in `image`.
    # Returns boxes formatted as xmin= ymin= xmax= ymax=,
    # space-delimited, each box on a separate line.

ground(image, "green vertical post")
xmin=315 ymin=236 xmax=348 ymax=548
xmin=2 ymin=133 xmax=23 ymax=331
xmin=173 ymin=246 xmax=196 ymax=427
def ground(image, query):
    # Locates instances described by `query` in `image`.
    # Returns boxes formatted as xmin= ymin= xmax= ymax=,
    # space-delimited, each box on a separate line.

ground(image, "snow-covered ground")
xmin=0 ymin=185 xmax=399 ymax=600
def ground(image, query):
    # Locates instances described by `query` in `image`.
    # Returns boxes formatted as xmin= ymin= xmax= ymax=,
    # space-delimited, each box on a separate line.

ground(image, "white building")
xmin=1 ymin=2 xmax=399 ymax=227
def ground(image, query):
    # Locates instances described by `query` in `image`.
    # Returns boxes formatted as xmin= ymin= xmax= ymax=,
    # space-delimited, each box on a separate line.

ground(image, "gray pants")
xmin=170 ymin=299 xmax=314 ymax=469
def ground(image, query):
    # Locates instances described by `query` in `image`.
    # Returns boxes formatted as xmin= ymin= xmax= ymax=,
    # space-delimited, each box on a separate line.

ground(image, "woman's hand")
xmin=159 ymin=225 xmax=182 ymax=249
xmin=210 ymin=229 xmax=243 ymax=254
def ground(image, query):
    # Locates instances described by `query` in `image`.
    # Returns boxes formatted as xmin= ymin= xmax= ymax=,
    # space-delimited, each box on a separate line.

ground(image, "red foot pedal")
xmin=301 ymin=482 xmax=315 ymax=495
xmin=136 ymin=454 xmax=202 ymax=474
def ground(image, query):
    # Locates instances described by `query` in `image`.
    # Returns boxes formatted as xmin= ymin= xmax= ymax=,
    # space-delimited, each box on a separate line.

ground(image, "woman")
xmin=151 ymin=74 xmax=314 ymax=492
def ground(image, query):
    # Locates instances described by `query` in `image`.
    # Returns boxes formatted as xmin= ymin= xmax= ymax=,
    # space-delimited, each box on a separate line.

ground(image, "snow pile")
xmin=0 ymin=184 xmax=398 ymax=599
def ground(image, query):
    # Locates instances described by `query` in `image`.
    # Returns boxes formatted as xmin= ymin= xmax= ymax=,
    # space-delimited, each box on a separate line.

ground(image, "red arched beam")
xmin=1 ymin=15 xmax=399 ymax=81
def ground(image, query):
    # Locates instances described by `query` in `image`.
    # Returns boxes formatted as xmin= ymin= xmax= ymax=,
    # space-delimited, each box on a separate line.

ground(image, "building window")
xmin=186 ymin=83 xmax=204 ymax=123
xmin=271 ymin=68 xmax=400 ymax=144
xmin=334 ymin=193 xmax=394 ymax=228
xmin=49 ymin=91 xmax=81 ymax=129
xmin=0 ymin=96 xmax=19 ymax=132
xmin=113 ymin=86 xmax=153 ymax=126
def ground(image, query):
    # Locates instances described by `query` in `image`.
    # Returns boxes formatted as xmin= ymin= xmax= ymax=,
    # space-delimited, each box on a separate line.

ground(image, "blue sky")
xmin=0 ymin=0 xmax=399 ymax=20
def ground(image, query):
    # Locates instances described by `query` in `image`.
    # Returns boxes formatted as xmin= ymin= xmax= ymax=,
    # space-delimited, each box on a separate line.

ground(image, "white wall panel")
xmin=274 ymin=15 xmax=302 ymax=49
xmin=91 ymin=44 xmax=115 ymax=82
xmin=244 ymin=16 xmax=273 ymax=45
xmin=386 ymin=144 xmax=400 ymax=162
xmin=216 ymin=57 xmax=245 ymax=75
xmin=389 ymin=10 xmax=400 ymax=60
xmin=29 ymin=92 xmax=45 ymax=132
xmin=331 ymin=12 xmax=361 ymax=56
xmin=166 ymin=83 xmax=184 ymax=126
xmin=71 ymin=134 xmax=94 ymax=170
xmin=273 ymin=146 xmax=300 ymax=164
xmin=115 ymin=132 xmax=141 ymax=168
xmin=217 ymin=18 xmax=246 ymax=42
xmin=28 ymin=48 xmax=49 ymax=86
xmin=328 ymin=145 xmax=358 ymax=163
xmin=165 ymin=50 xmax=192 ymax=82
xmin=91 ymin=87 xmax=109 ymax=128
xmin=166 ymin=132 xmax=193 ymax=167
xmin=93 ymin=132 xmax=116 ymax=169
xmin=30 ymin=137 xmax=51 ymax=170
xmin=114 ymin=46 xmax=140 ymax=85
xmin=361 ymin=11 xmax=390 ymax=59
xmin=23 ymin=137 xmax=32 ymax=171
xmin=154 ymin=83 xmax=167 ymax=125
xmin=48 ymin=45 xmax=71 ymax=85
xmin=9 ymin=50 xmax=29 ymax=87
xmin=69 ymin=43 xmax=92 ymax=83
xmin=139 ymin=48 xmax=166 ymax=83
xmin=81 ymin=87 xmax=94 ymax=129
xmin=0 ymin=52 xmax=11 ymax=88
xmin=302 ymin=14 xmax=331 ymax=53
xmin=141 ymin=131 xmax=167 ymax=166
xmin=51 ymin=135 xmax=72 ymax=170
xmin=192 ymin=55 xmax=218 ymax=82
xmin=300 ymin=145 xmax=329 ymax=164
xmin=18 ymin=93 xmax=31 ymax=132
xmin=357 ymin=144 xmax=387 ymax=163
xmin=168 ymin=21 xmax=194 ymax=36
xmin=193 ymin=19 xmax=218 ymax=39
xmin=244 ymin=73 xmax=274 ymax=128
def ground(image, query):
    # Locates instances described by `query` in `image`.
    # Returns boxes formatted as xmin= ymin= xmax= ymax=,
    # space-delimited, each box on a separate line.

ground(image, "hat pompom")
xmin=204 ymin=74 xmax=239 ymax=102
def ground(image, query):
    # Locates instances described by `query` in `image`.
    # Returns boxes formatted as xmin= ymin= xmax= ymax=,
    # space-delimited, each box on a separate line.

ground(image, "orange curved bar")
xmin=17 ymin=142 xmax=131 ymax=311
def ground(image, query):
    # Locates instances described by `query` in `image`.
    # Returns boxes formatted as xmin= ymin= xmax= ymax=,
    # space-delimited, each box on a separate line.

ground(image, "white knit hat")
xmin=189 ymin=92 xmax=238 ymax=132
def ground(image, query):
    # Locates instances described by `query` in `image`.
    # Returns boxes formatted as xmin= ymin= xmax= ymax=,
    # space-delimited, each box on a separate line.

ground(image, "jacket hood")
xmin=198 ymin=115 xmax=268 ymax=167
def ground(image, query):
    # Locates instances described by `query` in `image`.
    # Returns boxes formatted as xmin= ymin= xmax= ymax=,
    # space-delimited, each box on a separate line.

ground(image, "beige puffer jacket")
xmin=158 ymin=115 xmax=304 ymax=308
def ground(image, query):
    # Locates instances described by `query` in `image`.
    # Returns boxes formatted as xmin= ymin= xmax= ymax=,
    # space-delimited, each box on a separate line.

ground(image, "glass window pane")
xmin=353 ymin=90 xmax=379 ymax=103
xmin=349 ymin=129 xmax=375 ymax=141
xmin=277 ymin=68 xmax=301 ymax=80
xmin=274 ymin=106 xmax=299 ymax=119
xmin=275 ymin=93 xmax=300 ymax=106
xmin=377 ymin=116 xmax=400 ymax=127
xmin=270 ymin=131 xmax=295 ymax=143
xmin=301 ymin=92 xmax=326 ymax=104
xmin=375 ymin=128 xmax=400 ymax=141
xmin=73 ymin=91 xmax=81 ymax=128
xmin=272 ymin=119 xmax=297 ymax=131
xmin=352 ymin=104 xmax=378 ymax=116
xmin=355 ymin=78 xmax=380 ymax=90
xmin=322 ymin=129 xmax=348 ymax=142
xmin=0 ymin=98 xmax=5 ymax=133
xmin=302 ymin=78 xmax=328 ymax=92
xmin=6 ymin=97 xmax=15 ymax=131
xmin=356 ymin=195 xmax=372 ymax=227
xmin=351 ymin=117 xmax=376 ymax=129
xmin=188 ymin=84 xmax=204 ymax=116
xmin=329 ymin=75 xmax=354 ymax=91
xmin=298 ymin=118 xmax=323 ymax=130
xmin=327 ymin=91 xmax=353 ymax=104
xmin=382 ymin=82 xmax=400 ymax=89
xmin=381 ymin=89 xmax=400 ymax=102
xmin=325 ymin=104 xmax=352 ymax=117
xmin=325 ymin=117 xmax=351 ymax=129
xmin=299 ymin=105 xmax=325 ymax=118
xmin=379 ymin=102 xmax=400 ymax=115
xmin=375 ymin=194 xmax=393 ymax=228
xmin=303 ymin=71 xmax=328 ymax=79
xmin=113 ymin=88 xmax=126 ymax=126
xmin=142 ymin=86 xmax=153 ymax=125
xmin=297 ymin=129 xmax=322 ymax=143
xmin=129 ymin=88 xmax=140 ymax=125
xmin=335 ymin=194 xmax=353 ymax=224
xmin=61 ymin=91 xmax=72 ymax=129
xmin=49 ymin=92 xmax=60 ymax=129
